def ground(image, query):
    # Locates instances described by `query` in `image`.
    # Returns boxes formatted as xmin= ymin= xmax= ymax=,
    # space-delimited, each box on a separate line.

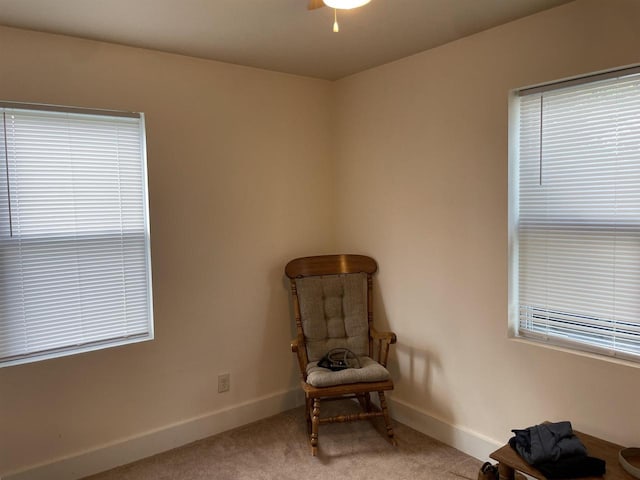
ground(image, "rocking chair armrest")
xmin=370 ymin=327 xmax=397 ymax=345
xmin=291 ymin=338 xmax=299 ymax=352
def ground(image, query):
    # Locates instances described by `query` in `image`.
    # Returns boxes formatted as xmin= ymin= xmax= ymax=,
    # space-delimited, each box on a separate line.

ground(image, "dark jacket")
xmin=509 ymin=421 xmax=587 ymax=465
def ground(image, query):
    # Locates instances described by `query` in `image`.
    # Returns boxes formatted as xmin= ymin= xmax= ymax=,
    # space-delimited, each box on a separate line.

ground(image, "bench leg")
xmin=498 ymin=463 xmax=515 ymax=480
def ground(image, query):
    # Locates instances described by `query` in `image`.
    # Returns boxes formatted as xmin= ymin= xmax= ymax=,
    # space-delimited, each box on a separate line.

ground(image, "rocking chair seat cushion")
xmin=306 ymin=355 xmax=390 ymax=387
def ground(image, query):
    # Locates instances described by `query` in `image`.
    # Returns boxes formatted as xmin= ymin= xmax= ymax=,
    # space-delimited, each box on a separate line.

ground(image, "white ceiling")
xmin=0 ymin=0 xmax=573 ymax=80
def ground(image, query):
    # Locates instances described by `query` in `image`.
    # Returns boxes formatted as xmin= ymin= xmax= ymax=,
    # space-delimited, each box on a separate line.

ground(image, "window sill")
xmin=507 ymin=334 xmax=640 ymax=370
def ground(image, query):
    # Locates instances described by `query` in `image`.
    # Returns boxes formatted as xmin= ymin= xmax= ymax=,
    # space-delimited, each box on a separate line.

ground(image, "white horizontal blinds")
xmin=0 ymin=113 xmax=11 ymax=239
xmin=0 ymin=107 xmax=152 ymax=364
xmin=518 ymin=74 xmax=640 ymax=361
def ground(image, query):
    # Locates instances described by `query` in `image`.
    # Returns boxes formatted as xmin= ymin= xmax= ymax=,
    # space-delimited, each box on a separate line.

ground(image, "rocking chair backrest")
xmin=285 ymin=255 xmax=377 ymax=364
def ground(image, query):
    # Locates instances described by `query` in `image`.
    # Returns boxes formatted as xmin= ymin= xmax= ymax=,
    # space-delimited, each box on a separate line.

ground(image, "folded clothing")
xmin=508 ymin=421 xmax=606 ymax=479
xmin=509 ymin=421 xmax=587 ymax=464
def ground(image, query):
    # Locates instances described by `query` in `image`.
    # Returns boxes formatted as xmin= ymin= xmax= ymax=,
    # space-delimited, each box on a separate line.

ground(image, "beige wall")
xmin=3 ymin=0 xmax=640 ymax=475
xmin=334 ymin=0 xmax=640 ymax=448
xmin=0 ymin=27 xmax=336 ymax=474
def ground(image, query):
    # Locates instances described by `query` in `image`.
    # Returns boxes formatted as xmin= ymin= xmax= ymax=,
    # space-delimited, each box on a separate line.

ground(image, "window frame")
xmin=0 ymin=102 xmax=154 ymax=367
xmin=508 ymin=65 xmax=640 ymax=365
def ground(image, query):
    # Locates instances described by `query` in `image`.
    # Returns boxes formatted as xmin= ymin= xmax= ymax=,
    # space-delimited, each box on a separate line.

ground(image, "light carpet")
xmin=84 ymin=400 xmax=482 ymax=480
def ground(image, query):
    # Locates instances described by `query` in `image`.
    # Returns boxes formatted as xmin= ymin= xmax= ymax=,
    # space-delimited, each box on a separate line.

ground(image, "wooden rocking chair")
xmin=285 ymin=254 xmax=397 ymax=456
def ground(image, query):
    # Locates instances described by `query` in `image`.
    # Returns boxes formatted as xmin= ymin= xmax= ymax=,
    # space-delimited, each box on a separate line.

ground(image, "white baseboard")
xmin=4 ymin=388 xmax=304 ymax=480
xmin=389 ymin=397 xmax=502 ymax=461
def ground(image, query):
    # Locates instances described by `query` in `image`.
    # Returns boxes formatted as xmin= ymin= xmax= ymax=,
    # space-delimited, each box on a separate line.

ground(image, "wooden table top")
xmin=490 ymin=429 xmax=635 ymax=480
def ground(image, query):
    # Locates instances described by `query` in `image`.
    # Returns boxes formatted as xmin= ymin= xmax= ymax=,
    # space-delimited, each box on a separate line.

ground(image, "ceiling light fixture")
xmin=323 ymin=0 xmax=371 ymax=9
xmin=321 ymin=0 xmax=371 ymax=33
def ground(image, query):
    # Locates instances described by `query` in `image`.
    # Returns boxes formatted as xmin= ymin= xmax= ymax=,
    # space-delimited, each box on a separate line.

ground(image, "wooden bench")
xmin=490 ymin=429 xmax=635 ymax=480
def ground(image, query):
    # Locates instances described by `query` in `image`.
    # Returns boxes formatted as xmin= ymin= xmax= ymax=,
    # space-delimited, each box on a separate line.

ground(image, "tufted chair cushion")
xmin=296 ymin=273 xmax=369 ymax=362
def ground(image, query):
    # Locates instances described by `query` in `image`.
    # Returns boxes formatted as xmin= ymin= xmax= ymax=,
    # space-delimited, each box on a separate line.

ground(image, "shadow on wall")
xmin=372 ymin=282 xmax=455 ymax=430
xmin=391 ymin=341 xmax=468 ymax=448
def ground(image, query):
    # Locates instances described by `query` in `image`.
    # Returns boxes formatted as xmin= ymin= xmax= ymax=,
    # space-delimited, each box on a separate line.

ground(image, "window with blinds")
xmin=511 ymin=67 xmax=640 ymax=363
xmin=0 ymin=103 xmax=153 ymax=367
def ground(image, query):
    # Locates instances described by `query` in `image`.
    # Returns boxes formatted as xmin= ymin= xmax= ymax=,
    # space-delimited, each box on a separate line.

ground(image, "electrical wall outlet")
xmin=218 ymin=373 xmax=230 ymax=393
